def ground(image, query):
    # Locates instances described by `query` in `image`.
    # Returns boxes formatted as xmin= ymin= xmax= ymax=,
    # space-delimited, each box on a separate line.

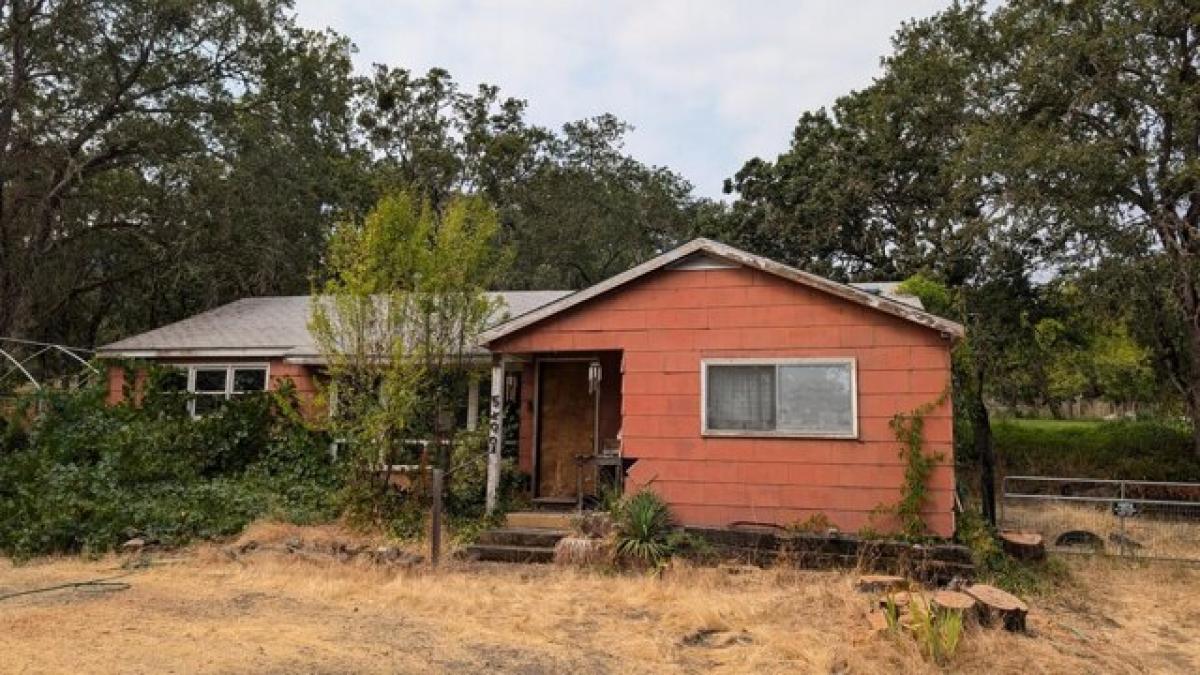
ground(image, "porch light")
xmin=588 ymin=360 xmax=602 ymax=395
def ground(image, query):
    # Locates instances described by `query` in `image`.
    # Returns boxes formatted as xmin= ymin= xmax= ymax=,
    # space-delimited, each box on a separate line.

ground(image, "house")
xmin=99 ymin=239 xmax=963 ymax=536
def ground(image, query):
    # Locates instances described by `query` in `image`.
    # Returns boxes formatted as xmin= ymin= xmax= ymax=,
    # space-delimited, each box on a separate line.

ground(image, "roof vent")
xmin=665 ymin=252 xmax=737 ymax=271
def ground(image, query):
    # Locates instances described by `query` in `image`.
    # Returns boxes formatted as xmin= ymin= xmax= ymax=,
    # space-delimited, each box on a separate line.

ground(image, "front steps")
xmin=462 ymin=511 xmax=573 ymax=563
xmin=505 ymin=510 xmax=574 ymax=530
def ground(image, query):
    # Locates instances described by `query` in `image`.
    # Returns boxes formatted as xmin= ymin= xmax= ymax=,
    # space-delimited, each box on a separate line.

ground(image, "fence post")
xmin=431 ymin=467 xmax=443 ymax=567
xmin=998 ymin=476 xmax=1006 ymax=527
xmin=1118 ymin=480 xmax=1128 ymax=558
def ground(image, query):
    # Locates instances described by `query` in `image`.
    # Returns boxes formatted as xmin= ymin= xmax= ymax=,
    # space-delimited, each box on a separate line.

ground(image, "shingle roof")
xmin=97 ymin=291 xmax=572 ymax=359
xmin=99 ymin=240 xmax=959 ymax=361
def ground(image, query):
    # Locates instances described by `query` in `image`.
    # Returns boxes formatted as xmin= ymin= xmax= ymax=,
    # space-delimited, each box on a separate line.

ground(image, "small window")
xmin=174 ymin=364 xmax=270 ymax=417
xmin=702 ymin=359 xmax=857 ymax=438
xmin=194 ymin=368 xmax=228 ymax=393
xmin=232 ymin=368 xmax=267 ymax=393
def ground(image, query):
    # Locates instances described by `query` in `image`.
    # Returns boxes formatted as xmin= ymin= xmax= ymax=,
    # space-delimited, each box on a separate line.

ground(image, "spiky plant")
xmin=612 ymin=488 xmax=676 ymax=567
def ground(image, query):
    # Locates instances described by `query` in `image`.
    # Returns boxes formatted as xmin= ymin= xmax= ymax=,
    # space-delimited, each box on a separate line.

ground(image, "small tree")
xmin=309 ymin=191 xmax=505 ymax=526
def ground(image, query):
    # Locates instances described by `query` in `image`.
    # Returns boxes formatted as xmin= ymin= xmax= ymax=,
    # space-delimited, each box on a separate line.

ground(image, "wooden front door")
xmin=536 ymin=360 xmax=595 ymax=499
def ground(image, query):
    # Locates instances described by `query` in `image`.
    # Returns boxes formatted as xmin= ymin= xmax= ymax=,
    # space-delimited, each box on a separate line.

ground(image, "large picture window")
xmin=166 ymin=364 xmax=270 ymax=416
xmin=702 ymin=358 xmax=857 ymax=438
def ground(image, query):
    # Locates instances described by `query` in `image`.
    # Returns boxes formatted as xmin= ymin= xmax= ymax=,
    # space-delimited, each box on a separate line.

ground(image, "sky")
xmin=292 ymin=0 xmax=955 ymax=200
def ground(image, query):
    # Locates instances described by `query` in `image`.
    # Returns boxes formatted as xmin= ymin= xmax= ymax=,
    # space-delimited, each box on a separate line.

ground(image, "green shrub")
xmin=908 ymin=602 xmax=964 ymax=665
xmin=442 ymin=427 xmax=525 ymax=522
xmin=612 ymin=488 xmax=677 ymax=567
xmin=0 ymin=374 xmax=339 ymax=559
xmin=992 ymin=418 xmax=1200 ymax=481
xmin=955 ymin=507 xmax=1070 ymax=596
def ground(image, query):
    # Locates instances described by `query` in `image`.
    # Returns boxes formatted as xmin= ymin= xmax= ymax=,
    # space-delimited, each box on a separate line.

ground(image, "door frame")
xmin=532 ymin=354 xmax=599 ymax=499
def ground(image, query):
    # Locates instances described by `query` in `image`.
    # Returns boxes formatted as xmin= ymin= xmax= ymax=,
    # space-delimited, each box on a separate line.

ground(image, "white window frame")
xmin=700 ymin=357 xmax=858 ymax=439
xmin=171 ymin=363 xmax=271 ymax=417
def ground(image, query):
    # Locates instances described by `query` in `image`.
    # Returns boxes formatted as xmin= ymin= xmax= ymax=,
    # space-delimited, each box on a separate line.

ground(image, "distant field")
xmin=997 ymin=418 xmax=1105 ymax=432
xmin=2 ymin=522 xmax=1198 ymax=673
xmin=992 ymin=417 xmax=1200 ymax=481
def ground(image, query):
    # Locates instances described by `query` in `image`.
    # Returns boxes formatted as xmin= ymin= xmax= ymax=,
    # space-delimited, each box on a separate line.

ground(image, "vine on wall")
xmin=888 ymin=390 xmax=950 ymax=540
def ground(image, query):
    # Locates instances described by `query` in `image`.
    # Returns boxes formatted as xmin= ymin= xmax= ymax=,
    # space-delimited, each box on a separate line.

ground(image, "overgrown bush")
xmin=0 ymin=373 xmax=339 ymax=559
xmin=443 ymin=427 xmax=524 ymax=522
xmin=955 ymin=507 xmax=1069 ymax=596
xmin=991 ymin=418 xmax=1200 ymax=481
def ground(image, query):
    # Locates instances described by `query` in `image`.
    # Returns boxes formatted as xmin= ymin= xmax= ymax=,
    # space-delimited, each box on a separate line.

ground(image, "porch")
xmin=485 ymin=350 xmax=626 ymax=514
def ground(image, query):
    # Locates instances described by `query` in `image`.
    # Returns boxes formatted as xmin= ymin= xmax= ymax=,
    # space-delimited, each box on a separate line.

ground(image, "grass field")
xmin=999 ymin=418 xmax=1107 ymax=432
xmin=992 ymin=416 xmax=1200 ymax=481
xmin=2 ymin=521 xmax=1198 ymax=674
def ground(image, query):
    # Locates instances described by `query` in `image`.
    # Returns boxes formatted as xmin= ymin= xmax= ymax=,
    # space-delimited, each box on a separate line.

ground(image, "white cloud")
xmin=293 ymin=0 xmax=954 ymax=199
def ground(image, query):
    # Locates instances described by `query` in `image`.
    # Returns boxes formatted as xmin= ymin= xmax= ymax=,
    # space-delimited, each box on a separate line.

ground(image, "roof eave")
xmin=96 ymin=347 xmax=293 ymax=359
xmin=479 ymin=238 xmax=965 ymax=345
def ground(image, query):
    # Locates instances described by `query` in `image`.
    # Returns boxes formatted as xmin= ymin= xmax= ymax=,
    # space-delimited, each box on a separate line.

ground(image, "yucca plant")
xmin=612 ymin=488 xmax=676 ymax=567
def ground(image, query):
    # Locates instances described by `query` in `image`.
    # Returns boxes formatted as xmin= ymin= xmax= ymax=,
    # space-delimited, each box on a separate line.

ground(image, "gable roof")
xmin=479 ymin=238 xmax=964 ymax=345
xmin=97 ymin=291 xmax=572 ymax=360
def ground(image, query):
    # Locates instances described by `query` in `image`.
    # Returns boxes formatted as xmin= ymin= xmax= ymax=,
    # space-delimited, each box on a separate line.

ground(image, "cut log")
xmin=999 ymin=531 xmax=1045 ymax=561
xmin=931 ymin=590 xmax=976 ymax=613
xmin=965 ymin=583 xmax=1028 ymax=632
xmin=879 ymin=590 xmax=929 ymax=607
xmin=855 ymin=574 xmax=907 ymax=593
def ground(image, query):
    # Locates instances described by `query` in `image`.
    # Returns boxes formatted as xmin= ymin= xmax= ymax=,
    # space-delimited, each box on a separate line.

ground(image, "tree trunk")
xmin=1188 ymin=323 xmax=1200 ymax=459
xmin=971 ymin=364 xmax=997 ymax=527
xmin=965 ymin=583 xmax=1028 ymax=632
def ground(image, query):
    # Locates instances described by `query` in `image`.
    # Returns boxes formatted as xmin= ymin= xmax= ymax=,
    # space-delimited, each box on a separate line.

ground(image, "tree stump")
xmin=878 ymin=588 xmax=931 ymax=614
xmin=999 ymin=531 xmax=1045 ymax=561
xmin=855 ymin=574 xmax=907 ymax=593
xmin=965 ymin=584 xmax=1028 ymax=632
xmin=931 ymin=590 xmax=976 ymax=613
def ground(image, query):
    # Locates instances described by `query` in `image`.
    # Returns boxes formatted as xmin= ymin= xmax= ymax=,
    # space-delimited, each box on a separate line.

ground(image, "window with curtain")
xmin=703 ymin=359 xmax=857 ymax=437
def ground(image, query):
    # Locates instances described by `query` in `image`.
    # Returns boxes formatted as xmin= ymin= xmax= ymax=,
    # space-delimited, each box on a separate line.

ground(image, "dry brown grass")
xmin=2 ymin=521 xmax=1198 ymax=674
xmin=1003 ymin=501 xmax=1200 ymax=560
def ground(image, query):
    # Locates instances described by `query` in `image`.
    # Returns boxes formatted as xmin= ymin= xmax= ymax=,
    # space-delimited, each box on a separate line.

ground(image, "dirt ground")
xmin=2 ymin=522 xmax=1198 ymax=674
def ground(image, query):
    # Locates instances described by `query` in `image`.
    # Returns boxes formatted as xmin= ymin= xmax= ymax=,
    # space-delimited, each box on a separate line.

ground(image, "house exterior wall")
xmin=492 ymin=265 xmax=956 ymax=537
xmin=105 ymin=358 xmax=320 ymax=415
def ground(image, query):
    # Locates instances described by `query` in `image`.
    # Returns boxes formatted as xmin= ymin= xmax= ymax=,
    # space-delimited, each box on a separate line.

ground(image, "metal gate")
xmin=1000 ymin=476 xmax=1200 ymax=562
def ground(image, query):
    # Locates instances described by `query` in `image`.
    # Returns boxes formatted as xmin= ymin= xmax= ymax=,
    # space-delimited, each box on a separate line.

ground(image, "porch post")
xmin=466 ymin=373 xmax=481 ymax=431
xmin=485 ymin=355 xmax=505 ymax=515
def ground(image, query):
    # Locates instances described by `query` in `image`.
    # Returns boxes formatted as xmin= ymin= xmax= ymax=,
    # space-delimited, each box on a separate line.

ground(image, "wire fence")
xmin=1000 ymin=476 xmax=1200 ymax=562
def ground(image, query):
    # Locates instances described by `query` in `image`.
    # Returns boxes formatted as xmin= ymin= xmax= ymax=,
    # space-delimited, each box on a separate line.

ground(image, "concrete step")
xmin=476 ymin=527 xmax=568 ymax=548
xmin=506 ymin=511 xmax=575 ymax=530
xmin=463 ymin=543 xmax=555 ymax=564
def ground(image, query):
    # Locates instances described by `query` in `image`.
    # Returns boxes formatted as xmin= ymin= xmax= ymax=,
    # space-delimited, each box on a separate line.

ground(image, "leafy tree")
xmin=980 ymin=0 xmax=1200 ymax=452
xmin=355 ymin=67 xmax=697 ymax=289
xmin=308 ymin=191 xmax=505 ymax=525
xmin=0 ymin=0 xmax=362 ymax=371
